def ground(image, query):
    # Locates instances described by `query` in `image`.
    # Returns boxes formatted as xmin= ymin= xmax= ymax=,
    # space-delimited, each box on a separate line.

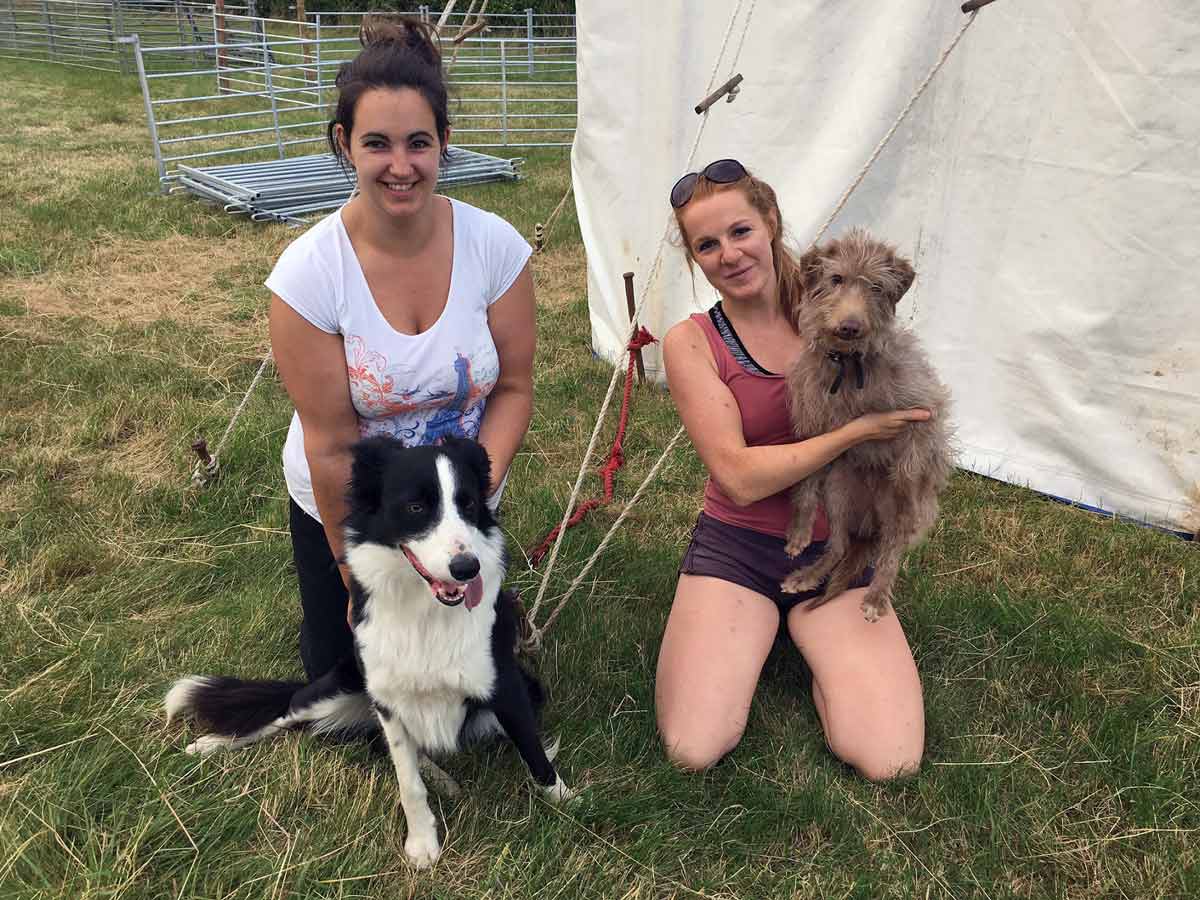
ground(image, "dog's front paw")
xmin=781 ymin=569 xmax=820 ymax=594
xmin=784 ymin=530 xmax=812 ymax=558
xmin=860 ymin=595 xmax=889 ymax=623
xmin=541 ymin=774 xmax=576 ymax=804
xmin=404 ymin=828 xmax=441 ymax=869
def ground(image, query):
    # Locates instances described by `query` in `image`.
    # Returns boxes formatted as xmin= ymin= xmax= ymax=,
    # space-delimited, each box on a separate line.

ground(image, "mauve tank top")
xmin=690 ymin=303 xmax=829 ymax=542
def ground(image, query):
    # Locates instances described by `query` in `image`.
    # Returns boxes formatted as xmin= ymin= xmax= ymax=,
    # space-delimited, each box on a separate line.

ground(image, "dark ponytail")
xmin=327 ymin=14 xmax=451 ymax=161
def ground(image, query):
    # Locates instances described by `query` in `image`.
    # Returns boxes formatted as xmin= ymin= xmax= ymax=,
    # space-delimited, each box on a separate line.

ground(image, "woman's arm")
xmin=663 ymin=319 xmax=929 ymax=507
xmin=477 ymin=264 xmax=535 ymax=494
xmin=269 ymin=294 xmax=361 ymax=580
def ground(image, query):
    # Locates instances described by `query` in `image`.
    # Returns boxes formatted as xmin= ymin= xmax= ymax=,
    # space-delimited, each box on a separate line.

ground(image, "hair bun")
xmin=359 ymin=14 xmax=443 ymax=69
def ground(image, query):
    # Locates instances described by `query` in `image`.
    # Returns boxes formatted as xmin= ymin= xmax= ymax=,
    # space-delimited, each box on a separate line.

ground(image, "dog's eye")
xmin=407 ymin=502 xmax=425 ymax=515
xmin=830 ymin=274 xmax=844 ymax=286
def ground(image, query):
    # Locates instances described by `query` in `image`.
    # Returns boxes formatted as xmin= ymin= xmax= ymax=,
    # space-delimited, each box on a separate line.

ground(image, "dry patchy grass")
xmin=4 ymin=232 xmax=283 ymax=339
xmin=531 ymin=243 xmax=587 ymax=309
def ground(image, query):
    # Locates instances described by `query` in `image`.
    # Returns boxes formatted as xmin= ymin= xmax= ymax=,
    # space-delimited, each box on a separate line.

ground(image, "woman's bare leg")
xmin=655 ymin=574 xmax=779 ymax=770
xmin=786 ymin=587 xmax=924 ymax=781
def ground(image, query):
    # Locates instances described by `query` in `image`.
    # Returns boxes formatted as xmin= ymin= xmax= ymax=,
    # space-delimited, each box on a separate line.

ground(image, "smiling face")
xmin=677 ymin=187 xmax=779 ymax=307
xmin=335 ymin=87 xmax=447 ymax=221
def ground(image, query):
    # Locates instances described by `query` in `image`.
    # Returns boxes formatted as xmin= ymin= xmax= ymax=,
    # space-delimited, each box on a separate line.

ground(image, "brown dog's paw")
xmin=861 ymin=592 xmax=890 ymax=622
xmin=784 ymin=529 xmax=812 ymax=558
xmin=781 ymin=570 xmax=820 ymax=594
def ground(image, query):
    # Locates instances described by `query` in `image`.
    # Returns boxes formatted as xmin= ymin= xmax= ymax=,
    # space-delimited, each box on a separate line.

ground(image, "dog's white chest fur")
xmin=348 ymin=541 xmax=501 ymax=754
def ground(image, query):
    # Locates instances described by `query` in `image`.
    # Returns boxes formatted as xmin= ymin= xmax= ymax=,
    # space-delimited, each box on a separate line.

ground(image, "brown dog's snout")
xmin=834 ymin=319 xmax=865 ymax=340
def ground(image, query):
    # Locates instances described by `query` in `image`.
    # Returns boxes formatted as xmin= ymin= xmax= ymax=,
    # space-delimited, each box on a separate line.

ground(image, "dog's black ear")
xmin=889 ymin=253 xmax=916 ymax=306
xmin=442 ymin=437 xmax=493 ymax=498
xmin=348 ymin=436 xmax=400 ymax=516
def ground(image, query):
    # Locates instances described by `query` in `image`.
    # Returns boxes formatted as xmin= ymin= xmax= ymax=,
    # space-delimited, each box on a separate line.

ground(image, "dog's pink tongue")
xmin=464 ymin=576 xmax=483 ymax=610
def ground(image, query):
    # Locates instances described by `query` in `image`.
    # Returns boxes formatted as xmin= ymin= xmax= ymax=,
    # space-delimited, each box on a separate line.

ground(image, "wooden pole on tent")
xmin=623 ymin=272 xmax=646 ymax=384
xmin=696 ymin=74 xmax=739 ymax=114
xmin=694 ymin=74 xmax=743 ymax=114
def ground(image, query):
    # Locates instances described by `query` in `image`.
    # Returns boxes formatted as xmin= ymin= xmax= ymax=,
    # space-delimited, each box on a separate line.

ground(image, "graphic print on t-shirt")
xmin=346 ymin=334 xmax=498 ymax=445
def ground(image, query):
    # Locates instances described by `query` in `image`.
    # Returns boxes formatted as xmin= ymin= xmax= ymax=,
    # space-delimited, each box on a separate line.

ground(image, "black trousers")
xmin=289 ymin=498 xmax=354 ymax=681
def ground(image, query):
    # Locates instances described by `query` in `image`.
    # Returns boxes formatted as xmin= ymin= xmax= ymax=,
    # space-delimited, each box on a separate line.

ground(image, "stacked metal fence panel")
xmin=177 ymin=146 xmax=522 ymax=223
xmin=126 ymin=12 xmax=574 ymax=190
xmin=6 ymin=4 xmax=574 ymax=222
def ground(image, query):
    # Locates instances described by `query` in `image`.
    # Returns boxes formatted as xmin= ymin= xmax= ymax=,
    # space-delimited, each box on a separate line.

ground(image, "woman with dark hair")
xmin=267 ymin=16 xmax=536 ymax=679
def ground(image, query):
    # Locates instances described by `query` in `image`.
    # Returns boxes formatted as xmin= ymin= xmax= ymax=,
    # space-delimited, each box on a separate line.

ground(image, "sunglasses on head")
xmin=669 ymin=158 xmax=748 ymax=209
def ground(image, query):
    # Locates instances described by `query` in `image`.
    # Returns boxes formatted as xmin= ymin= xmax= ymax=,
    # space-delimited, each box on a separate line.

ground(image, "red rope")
xmin=528 ymin=327 xmax=658 ymax=568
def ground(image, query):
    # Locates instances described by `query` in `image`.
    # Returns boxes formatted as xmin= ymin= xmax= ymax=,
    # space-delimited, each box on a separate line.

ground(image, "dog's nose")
xmin=448 ymin=553 xmax=480 ymax=583
xmin=835 ymin=319 xmax=864 ymax=340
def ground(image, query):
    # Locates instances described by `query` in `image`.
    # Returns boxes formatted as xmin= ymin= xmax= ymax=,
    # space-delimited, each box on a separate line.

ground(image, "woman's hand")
xmin=849 ymin=408 xmax=933 ymax=443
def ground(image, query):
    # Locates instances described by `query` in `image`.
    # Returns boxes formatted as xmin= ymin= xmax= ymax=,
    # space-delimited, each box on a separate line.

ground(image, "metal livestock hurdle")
xmin=301 ymin=13 xmax=576 ymax=149
xmin=0 ymin=1 xmax=249 ymax=72
xmin=176 ymin=146 xmax=522 ymax=224
xmin=126 ymin=15 xmax=574 ymax=184
xmin=124 ymin=18 xmax=559 ymax=223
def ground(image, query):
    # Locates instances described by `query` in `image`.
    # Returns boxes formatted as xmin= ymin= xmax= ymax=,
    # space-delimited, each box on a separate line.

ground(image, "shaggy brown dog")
xmin=781 ymin=229 xmax=953 ymax=622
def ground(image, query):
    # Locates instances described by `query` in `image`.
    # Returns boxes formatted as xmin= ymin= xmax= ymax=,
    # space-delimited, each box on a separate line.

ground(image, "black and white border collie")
xmin=165 ymin=436 xmax=570 ymax=868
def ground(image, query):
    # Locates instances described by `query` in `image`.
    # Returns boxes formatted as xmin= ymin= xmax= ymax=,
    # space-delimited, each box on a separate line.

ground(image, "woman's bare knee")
xmin=827 ymin=731 xmax=923 ymax=782
xmin=659 ymin=717 xmax=743 ymax=771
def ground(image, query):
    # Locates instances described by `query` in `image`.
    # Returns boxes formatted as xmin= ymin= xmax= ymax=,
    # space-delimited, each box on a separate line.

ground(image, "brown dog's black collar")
xmin=826 ymin=350 xmax=865 ymax=395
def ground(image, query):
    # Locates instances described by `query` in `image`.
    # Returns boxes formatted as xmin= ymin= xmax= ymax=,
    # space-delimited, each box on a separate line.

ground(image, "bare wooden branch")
xmin=436 ymin=0 xmax=459 ymax=33
xmin=452 ymin=18 xmax=488 ymax=44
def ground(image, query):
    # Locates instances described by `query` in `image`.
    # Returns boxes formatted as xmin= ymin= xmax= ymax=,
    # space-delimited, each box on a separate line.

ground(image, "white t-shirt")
xmin=266 ymin=197 xmax=532 ymax=522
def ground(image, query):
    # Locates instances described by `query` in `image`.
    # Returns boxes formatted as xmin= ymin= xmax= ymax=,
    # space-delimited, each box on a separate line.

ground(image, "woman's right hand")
xmin=849 ymin=408 xmax=932 ymax=443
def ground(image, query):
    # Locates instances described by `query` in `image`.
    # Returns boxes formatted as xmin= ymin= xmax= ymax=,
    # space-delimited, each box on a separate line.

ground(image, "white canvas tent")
xmin=571 ymin=0 xmax=1200 ymax=536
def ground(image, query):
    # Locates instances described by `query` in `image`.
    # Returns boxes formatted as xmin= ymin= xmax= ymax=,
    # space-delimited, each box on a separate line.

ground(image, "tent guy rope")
xmin=521 ymin=0 xmax=760 ymax=649
xmin=520 ymin=1 xmax=992 ymax=653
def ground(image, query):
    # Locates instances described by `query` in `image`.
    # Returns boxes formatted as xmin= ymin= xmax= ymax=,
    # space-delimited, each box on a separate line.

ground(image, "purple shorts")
xmin=680 ymin=513 xmax=873 ymax=613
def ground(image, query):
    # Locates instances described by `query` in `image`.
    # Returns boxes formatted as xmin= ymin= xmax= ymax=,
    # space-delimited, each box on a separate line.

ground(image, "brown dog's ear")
xmin=890 ymin=254 xmax=916 ymax=305
xmin=798 ymin=247 xmax=825 ymax=296
xmin=786 ymin=247 xmax=826 ymax=327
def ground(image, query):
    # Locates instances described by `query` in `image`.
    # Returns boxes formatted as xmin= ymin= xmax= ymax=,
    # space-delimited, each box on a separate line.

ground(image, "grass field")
xmin=1 ymin=57 xmax=1198 ymax=900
